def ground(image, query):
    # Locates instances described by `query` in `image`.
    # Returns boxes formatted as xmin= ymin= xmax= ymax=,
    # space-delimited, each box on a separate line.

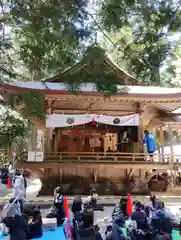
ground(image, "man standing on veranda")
xmin=143 ymin=130 xmax=156 ymax=161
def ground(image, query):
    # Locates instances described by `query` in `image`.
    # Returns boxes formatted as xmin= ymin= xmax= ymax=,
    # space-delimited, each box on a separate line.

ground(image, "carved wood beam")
xmin=51 ymin=109 xmax=136 ymax=115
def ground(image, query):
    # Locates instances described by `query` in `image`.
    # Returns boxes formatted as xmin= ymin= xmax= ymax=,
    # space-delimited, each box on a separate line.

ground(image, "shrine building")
xmin=1 ymin=47 xmax=181 ymax=194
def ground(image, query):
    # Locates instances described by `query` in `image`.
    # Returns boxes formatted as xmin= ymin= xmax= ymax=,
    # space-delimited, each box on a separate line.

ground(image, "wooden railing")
xmin=40 ymin=152 xmax=181 ymax=164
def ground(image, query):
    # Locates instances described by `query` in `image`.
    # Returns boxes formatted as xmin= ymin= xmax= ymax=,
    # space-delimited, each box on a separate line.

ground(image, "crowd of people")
xmin=0 ymin=168 xmax=42 ymax=240
xmin=69 ymin=193 xmax=181 ymax=240
xmin=0 ymin=166 xmax=181 ymax=240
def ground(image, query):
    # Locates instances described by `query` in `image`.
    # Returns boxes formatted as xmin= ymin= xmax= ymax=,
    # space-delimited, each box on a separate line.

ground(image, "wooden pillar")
xmin=168 ymin=125 xmax=174 ymax=163
xmin=168 ymin=124 xmax=175 ymax=186
xmin=136 ymin=102 xmax=145 ymax=153
xmin=45 ymin=99 xmax=53 ymax=153
xmin=54 ymin=130 xmax=58 ymax=153
xmin=159 ymin=127 xmax=164 ymax=162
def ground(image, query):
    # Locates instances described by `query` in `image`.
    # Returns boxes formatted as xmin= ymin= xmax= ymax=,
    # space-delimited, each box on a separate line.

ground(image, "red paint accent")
xmin=92 ymin=118 xmax=96 ymax=126
xmin=64 ymin=195 xmax=69 ymax=218
xmin=127 ymin=193 xmax=132 ymax=215
xmin=7 ymin=176 xmax=11 ymax=188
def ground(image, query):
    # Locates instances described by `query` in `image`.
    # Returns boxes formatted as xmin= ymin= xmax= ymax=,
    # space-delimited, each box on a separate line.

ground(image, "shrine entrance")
xmin=51 ymin=122 xmax=139 ymax=154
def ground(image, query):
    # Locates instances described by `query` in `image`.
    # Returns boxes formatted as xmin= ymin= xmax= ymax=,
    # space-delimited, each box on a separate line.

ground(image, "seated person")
xmin=1 ymin=200 xmax=30 ymax=240
xmin=150 ymin=194 xmax=159 ymax=211
xmin=106 ymin=219 xmax=129 ymax=240
xmin=78 ymin=209 xmax=103 ymax=240
xmin=53 ymin=186 xmax=64 ymax=209
xmin=131 ymin=201 xmax=148 ymax=230
xmin=87 ymin=188 xmax=98 ymax=207
xmin=71 ymin=196 xmax=83 ymax=239
xmin=112 ymin=197 xmax=128 ymax=222
xmin=26 ymin=207 xmax=43 ymax=239
xmin=151 ymin=201 xmax=173 ymax=235
xmin=46 ymin=186 xmax=65 ymax=225
xmin=72 ymin=196 xmax=82 ymax=214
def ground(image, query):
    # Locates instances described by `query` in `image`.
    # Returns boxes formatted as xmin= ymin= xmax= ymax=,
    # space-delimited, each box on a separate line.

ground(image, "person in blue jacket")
xmin=143 ymin=130 xmax=156 ymax=160
xmin=151 ymin=201 xmax=173 ymax=236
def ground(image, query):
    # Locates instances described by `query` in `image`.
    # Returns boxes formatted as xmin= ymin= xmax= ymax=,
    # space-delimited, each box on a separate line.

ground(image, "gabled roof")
xmin=44 ymin=46 xmax=136 ymax=85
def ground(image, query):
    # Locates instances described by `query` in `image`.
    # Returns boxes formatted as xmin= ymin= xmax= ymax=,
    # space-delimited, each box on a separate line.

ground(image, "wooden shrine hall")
xmin=1 ymin=47 xmax=181 ymax=194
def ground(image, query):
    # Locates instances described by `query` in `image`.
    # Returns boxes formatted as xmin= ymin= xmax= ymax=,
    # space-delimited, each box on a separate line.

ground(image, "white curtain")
xmin=46 ymin=114 xmax=139 ymax=128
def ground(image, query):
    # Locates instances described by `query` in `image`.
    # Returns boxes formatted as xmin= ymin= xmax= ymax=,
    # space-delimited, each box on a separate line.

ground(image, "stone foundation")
xmin=38 ymin=175 xmax=150 ymax=196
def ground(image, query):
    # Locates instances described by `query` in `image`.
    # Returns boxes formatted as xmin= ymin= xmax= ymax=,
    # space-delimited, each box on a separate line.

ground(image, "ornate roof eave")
xmin=2 ymin=82 xmax=181 ymax=102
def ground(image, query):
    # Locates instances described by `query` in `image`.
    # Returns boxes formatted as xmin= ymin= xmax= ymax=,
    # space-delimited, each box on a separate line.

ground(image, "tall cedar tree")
xmin=0 ymin=0 xmax=91 ymax=119
xmin=100 ymin=0 xmax=181 ymax=86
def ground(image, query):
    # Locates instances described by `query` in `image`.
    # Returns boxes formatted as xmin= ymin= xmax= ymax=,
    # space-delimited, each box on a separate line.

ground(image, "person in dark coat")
xmin=131 ymin=201 xmax=148 ymax=230
xmin=46 ymin=186 xmax=65 ymax=226
xmin=1 ymin=201 xmax=30 ymax=240
xmin=28 ymin=208 xmax=43 ymax=239
xmin=71 ymin=196 xmax=83 ymax=239
xmin=78 ymin=209 xmax=103 ymax=240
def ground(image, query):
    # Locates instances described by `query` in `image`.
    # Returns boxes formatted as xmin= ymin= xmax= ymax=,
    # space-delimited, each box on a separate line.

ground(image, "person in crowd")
xmin=131 ymin=201 xmax=148 ymax=230
xmin=72 ymin=196 xmax=82 ymax=217
xmin=13 ymin=169 xmax=25 ymax=213
xmin=4 ymin=198 xmax=21 ymax=217
xmin=106 ymin=218 xmax=129 ymax=240
xmin=28 ymin=207 xmax=43 ymax=239
xmin=71 ymin=196 xmax=83 ymax=239
xmin=112 ymin=196 xmax=128 ymax=221
xmin=78 ymin=209 xmax=103 ymax=240
xmin=144 ymin=205 xmax=152 ymax=225
xmin=1 ymin=199 xmax=30 ymax=240
xmin=53 ymin=186 xmax=64 ymax=209
xmin=1 ymin=166 xmax=8 ymax=185
xmin=143 ymin=130 xmax=156 ymax=161
xmin=82 ymin=199 xmax=89 ymax=211
xmin=8 ymin=162 xmax=15 ymax=185
xmin=22 ymin=173 xmax=27 ymax=198
xmin=150 ymin=194 xmax=159 ymax=211
xmin=46 ymin=186 xmax=65 ymax=225
xmin=87 ymin=188 xmax=98 ymax=208
xmin=151 ymin=201 xmax=173 ymax=236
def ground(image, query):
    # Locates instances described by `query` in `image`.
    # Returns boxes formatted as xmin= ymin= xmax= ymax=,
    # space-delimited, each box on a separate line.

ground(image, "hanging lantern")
xmin=92 ymin=118 xmax=96 ymax=126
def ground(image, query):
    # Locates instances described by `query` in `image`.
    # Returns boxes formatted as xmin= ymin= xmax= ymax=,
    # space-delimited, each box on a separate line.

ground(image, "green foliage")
xmin=0 ymin=107 xmax=31 ymax=162
xmin=7 ymin=91 xmax=45 ymax=120
xmin=7 ymin=0 xmax=91 ymax=80
xmin=99 ymin=0 xmax=181 ymax=86
xmin=66 ymin=46 xmax=123 ymax=94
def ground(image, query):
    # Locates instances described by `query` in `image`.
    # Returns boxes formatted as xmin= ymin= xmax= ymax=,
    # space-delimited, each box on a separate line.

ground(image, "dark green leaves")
xmin=99 ymin=0 xmax=181 ymax=86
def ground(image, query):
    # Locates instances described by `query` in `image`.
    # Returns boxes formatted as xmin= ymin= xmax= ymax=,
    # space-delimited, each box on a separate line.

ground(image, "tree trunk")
xmin=7 ymin=143 xmax=12 ymax=163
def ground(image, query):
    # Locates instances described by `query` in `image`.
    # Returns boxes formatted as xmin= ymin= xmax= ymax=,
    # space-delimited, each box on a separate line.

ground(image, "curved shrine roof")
xmin=1 ymin=82 xmax=181 ymax=99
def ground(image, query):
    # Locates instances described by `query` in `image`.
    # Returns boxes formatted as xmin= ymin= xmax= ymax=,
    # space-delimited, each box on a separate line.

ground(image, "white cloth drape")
xmin=46 ymin=114 xmax=139 ymax=128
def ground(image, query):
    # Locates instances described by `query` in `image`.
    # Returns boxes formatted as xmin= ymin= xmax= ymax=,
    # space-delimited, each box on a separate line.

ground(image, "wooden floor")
xmin=20 ymin=160 xmax=180 ymax=170
xmin=20 ymin=152 xmax=181 ymax=171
